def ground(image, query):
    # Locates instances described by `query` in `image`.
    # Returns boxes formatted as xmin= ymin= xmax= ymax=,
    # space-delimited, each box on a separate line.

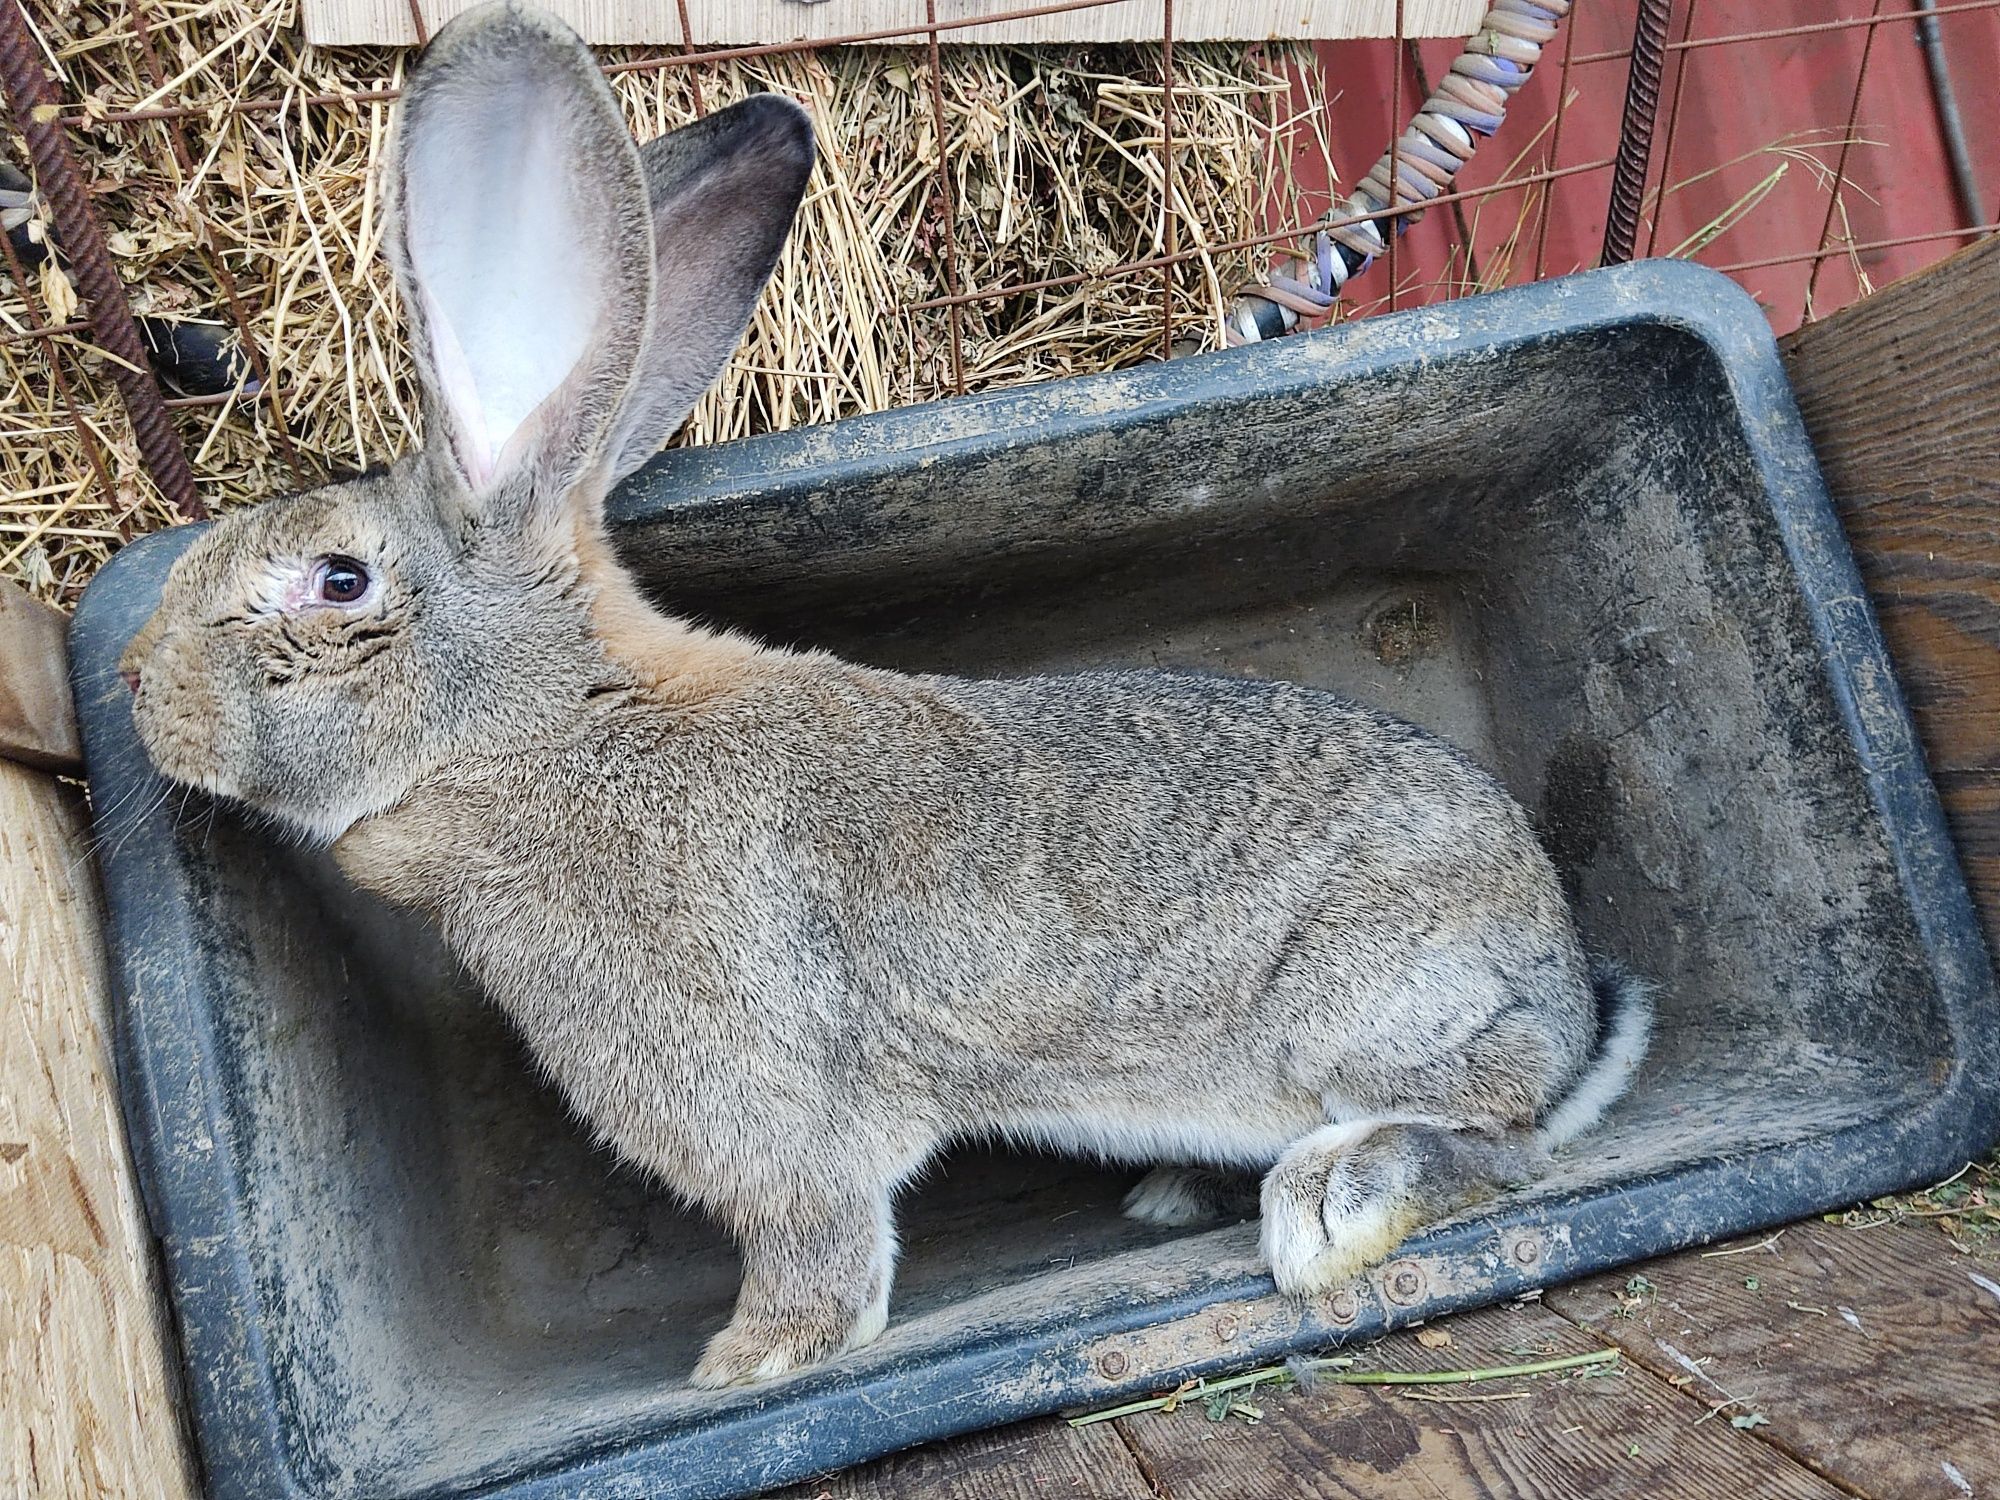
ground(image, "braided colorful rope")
xmin=1230 ymin=0 xmax=1572 ymax=345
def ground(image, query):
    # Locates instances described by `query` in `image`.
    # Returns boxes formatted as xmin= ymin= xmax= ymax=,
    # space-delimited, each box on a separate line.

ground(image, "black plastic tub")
xmin=71 ymin=260 xmax=2000 ymax=1500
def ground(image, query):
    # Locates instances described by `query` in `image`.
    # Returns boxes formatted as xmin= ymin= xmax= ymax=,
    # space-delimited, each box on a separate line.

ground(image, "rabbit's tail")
xmin=1536 ymin=959 xmax=1654 ymax=1151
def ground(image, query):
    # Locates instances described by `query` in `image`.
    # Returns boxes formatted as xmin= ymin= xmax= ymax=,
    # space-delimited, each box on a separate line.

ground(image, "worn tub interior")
xmin=72 ymin=261 xmax=1997 ymax=1500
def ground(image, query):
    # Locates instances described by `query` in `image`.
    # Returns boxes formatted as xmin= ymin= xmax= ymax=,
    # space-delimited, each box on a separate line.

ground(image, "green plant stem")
xmin=1068 ymin=1347 xmax=1618 ymax=1426
xmin=1318 ymin=1349 xmax=1620 ymax=1386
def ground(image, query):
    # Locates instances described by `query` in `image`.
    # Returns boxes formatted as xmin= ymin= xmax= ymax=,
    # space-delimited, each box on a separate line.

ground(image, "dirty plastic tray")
xmin=72 ymin=260 xmax=2000 ymax=1500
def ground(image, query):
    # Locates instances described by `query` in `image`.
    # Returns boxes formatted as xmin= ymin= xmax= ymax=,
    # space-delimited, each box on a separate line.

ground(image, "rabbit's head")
xmin=119 ymin=1 xmax=813 ymax=842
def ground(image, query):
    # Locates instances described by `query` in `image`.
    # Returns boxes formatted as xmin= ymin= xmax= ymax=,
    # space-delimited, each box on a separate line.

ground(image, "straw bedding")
xmin=2 ymin=0 xmax=1331 ymax=606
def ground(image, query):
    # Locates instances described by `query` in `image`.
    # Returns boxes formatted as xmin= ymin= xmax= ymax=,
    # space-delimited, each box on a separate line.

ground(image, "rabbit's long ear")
xmin=603 ymin=95 xmax=814 ymax=486
xmin=388 ymin=2 xmax=651 ymax=533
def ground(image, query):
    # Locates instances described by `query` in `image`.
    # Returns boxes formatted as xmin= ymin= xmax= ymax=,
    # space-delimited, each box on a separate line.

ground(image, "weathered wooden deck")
xmin=785 ymin=1217 xmax=1999 ymax=1500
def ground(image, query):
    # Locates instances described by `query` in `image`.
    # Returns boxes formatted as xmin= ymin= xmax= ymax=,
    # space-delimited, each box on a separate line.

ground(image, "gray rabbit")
xmin=119 ymin=1 xmax=1651 ymax=1387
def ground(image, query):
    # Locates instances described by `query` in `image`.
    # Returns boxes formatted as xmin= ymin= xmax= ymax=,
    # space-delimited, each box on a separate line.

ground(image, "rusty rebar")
xmin=1805 ymin=0 xmax=1889 ymax=318
xmin=1159 ymin=0 xmax=1176 ymax=358
xmin=65 ymin=0 xmax=1138 ymax=130
xmin=1570 ymin=0 xmax=2000 ymax=67
xmin=673 ymin=0 xmax=705 ymax=115
xmin=923 ymin=0 xmax=965 ymax=395
xmin=1600 ymin=0 xmax=1672 ymax=266
xmin=1714 ymin=222 xmax=2000 ymax=275
xmin=1386 ymin=0 xmax=1406 ymax=310
xmin=1643 ymin=0 xmax=1701 ymax=260
xmin=0 ymin=317 xmax=90 ymax=346
xmin=1530 ymin=2 xmax=1579 ymax=280
xmin=57 ymin=0 xmax=2000 ymax=134
xmin=912 ymin=155 xmax=1617 ymax=312
xmin=0 ymin=0 xmax=203 ymax=519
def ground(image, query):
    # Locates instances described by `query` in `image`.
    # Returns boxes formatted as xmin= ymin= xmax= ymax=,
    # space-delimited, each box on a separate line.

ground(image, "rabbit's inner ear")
xmin=404 ymin=109 xmax=603 ymax=487
xmin=606 ymin=95 xmax=815 ymax=486
xmin=390 ymin=4 xmax=652 ymax=525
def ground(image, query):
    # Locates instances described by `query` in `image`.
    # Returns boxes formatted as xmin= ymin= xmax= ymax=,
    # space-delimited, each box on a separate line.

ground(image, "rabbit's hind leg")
xmin=1122 ymin=1165 xmax=1262 ymax=1227
xmin=1259 ymin=1120 xmax=1536 ymax=1295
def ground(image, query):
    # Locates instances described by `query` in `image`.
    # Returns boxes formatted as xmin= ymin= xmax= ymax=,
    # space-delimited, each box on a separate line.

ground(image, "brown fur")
xmin=571 ymin=519 xmax=769 ymax=702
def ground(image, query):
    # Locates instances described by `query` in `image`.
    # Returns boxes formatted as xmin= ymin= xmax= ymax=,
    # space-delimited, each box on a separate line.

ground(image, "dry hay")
xmin=1 ymin=0 xmax=1334 ymax=606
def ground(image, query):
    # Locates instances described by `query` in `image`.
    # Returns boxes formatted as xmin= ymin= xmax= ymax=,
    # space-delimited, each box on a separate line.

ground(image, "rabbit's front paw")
xmin=695 ymin=1186 xmax=898 ymax=1387
xmin=690 ymin=1296 xmax=888 ymax=1389
xmin=1122 ymin=1166 xmax=1261 ymax=1227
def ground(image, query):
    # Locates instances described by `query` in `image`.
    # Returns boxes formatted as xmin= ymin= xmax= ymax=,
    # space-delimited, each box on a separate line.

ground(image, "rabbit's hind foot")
xmin=1258 ymin=1119 xmax=1531 ymax=1295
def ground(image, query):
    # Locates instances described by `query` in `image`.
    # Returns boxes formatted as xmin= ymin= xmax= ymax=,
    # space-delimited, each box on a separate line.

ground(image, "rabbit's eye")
xmin=314 ymin=556 xmax=372 ymax=606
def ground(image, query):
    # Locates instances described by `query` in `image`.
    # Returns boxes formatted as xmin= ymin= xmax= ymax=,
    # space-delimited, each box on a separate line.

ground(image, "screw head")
xmin=1213 ymin=1313 xmax=1240 ymax=1342
xmin=1325 ymin=1289 xmax=1361 ymax=1325
xmin=1383 ymin=1261 xmax=1428 ymax=1306
xmin=1097 ymin=1350 xmax=1128 ymax=1379
xmin=1512 ymin=1236 xmax=1542 ymax=1267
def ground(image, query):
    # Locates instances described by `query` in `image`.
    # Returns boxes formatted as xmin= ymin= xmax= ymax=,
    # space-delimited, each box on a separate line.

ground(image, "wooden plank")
xmin=1 ymin=761 xmax=201 ymax=1500
xmin=1781 ymin=233 xmax=2000 ymax=951
xmin=0 ymin=579 xmax=79 ymax=773
xmin=1549 ymin=1219 xmax=2000 ymax=1500
xmin=306 ymin=0 xmax=1487 ymax=49
xmin=768 ymin=1413 xmax=1155 ymax=1499
xmin=1111 ymin=1299 xmax=1846 ymax=1499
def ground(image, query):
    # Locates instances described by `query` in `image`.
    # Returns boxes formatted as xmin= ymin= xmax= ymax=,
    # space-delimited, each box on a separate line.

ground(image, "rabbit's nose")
xmin=121 ymin=667 xmax=141 ymax=693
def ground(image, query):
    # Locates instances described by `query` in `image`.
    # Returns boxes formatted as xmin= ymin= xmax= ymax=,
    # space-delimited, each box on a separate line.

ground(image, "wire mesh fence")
xmin=1 ymin=0 xmax=1994 ymax=605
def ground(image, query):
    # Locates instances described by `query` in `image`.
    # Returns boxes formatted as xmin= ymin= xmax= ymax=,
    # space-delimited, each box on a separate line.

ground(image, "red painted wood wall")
xmin=1299 ymin=2 xmax=1999 ymax=330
